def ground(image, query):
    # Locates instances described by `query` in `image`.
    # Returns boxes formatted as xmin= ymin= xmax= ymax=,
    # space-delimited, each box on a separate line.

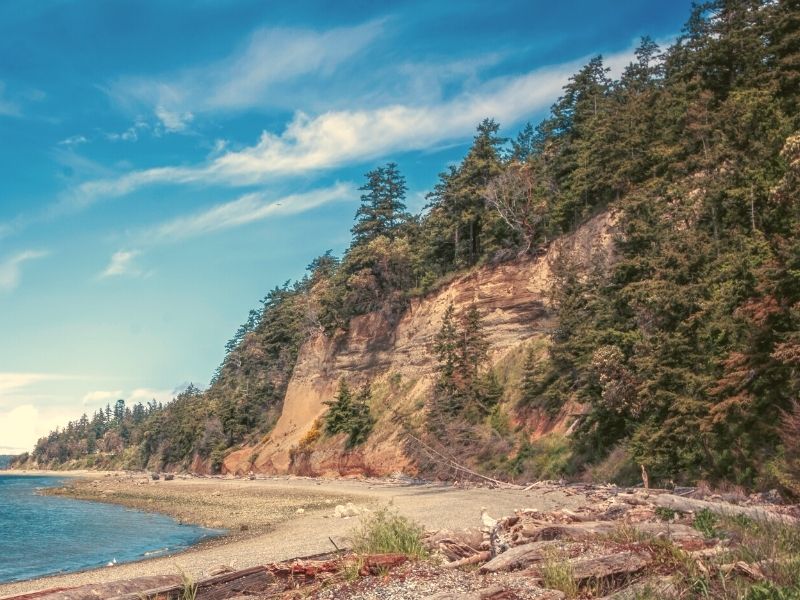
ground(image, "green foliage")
xmin=349 ymin=507 xmax=427 ymax=559
xmin=745 ymin=583 xmax=800 ymax=600
xmin=654 ymin=507 xmax=677 ymax=522
xmin=323 ymin=380 xmax=375 ymax=448
xmin=510 ymin=435 xmax=573 ymax=480
xmin=692 ymin=509 xmax=719 ymax=538
xmin=430 ymin=303 xmax=499 ymax=424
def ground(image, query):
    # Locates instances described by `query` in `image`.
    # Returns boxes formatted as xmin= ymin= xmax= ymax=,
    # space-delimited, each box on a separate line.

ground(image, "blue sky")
xmin=0 ymin=0 xmax=693 ymax=452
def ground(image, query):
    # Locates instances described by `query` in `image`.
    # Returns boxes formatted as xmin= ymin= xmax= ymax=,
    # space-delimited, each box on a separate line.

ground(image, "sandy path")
xmin=0 ymin=476 xmax=585 ymax=597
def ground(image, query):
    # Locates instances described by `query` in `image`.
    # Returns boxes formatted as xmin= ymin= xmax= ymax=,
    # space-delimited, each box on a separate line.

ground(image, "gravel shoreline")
xmin=0 ymin=474 xmax=585 ymax=598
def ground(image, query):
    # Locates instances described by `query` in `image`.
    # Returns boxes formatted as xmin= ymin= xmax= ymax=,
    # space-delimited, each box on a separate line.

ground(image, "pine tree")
xmin=433 ymin=304 xmax=461 ymax=416
xmin=351 ymin=163 xmax=409 ymax=245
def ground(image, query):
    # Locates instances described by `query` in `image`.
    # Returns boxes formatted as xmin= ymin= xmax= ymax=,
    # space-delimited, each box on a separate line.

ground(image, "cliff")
xmin=222 ymin=210 xmax=618 ymax=477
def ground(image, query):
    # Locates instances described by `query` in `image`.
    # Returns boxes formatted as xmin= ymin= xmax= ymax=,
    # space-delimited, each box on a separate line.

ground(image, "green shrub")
xmin=692 ymin=508 xmax=719 ymax=538
xmin=655 ymin=506 xmax=677 ymax=521
xmin=350 ymin=507 xmax=427 ymax=559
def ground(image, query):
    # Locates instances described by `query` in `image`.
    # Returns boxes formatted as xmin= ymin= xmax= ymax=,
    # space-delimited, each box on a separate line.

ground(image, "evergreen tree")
xmin=323 ymin=379 xmax=374 ymax=448
xmin=351 ymin=162 xmax=409 ymax=245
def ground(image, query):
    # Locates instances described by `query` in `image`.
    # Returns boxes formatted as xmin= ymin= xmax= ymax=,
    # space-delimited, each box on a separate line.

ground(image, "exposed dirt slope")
xmin=223 ymin=211 xmax=617 ymax=476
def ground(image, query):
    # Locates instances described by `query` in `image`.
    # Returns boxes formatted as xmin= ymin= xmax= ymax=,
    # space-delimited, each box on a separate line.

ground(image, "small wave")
xmin=143 ymin=547 xmax=169 ymax=557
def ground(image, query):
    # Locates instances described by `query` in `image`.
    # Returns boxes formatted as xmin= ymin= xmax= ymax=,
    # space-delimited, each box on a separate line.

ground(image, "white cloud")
xmin=128 ymin=387 xmax=175 ymax=405
xmin=106 ymin=118 xmax=150 ymax=142
xmin=99 ymin=249 xmax=141 ymax=278
xmin=81 ymin=389 xmax=123 ymax=406
xmin=107 ymin=20 xmax=384 ymax=129
xmin=0 ymin=373 xmax=60 ymax=396
xmin=155 ymin=106 xmax=193 ymax=132
xmin=141 ymin=182 xmax=353 ymax=243
xmin=68 ymin=45 xmax=637 ymax=210
xmin=0 ymin=405 xmax=67 ymax=452
xmin=0 ymin=250 xmax=47 ymax=291
xmin=58 ymin=134 xmax=88 ymax=146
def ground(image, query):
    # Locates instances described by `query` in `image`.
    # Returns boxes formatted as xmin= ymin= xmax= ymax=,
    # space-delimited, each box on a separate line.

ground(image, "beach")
xmin=0 ymin=473 xmax=586 ymax=598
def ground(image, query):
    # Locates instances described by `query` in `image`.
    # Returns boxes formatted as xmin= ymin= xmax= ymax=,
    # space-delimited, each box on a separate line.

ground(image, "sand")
xmin=0 ymin=474 xmax=586 ymax=598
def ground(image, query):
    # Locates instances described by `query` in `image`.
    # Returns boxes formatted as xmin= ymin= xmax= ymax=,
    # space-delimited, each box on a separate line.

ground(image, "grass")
xmin=539 ymin=551 xmax=579 ymax=599
xmin=342 ymin=556 xmax=365 ymax=582
xmin=350 ymin=506 xmax=428 ymax=559
xmin=178 ymin=569 xmax=197 ymax=600
xmin=693 ymin=508 xmax=720 ymax=538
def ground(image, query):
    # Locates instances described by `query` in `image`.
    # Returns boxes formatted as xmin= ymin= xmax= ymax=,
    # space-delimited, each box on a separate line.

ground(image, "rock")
xmin=296 ymin=507 xmax=305 ymax=514
xmin=163 ymin=473 xmax=174 ymax=481
xmin=334 ymin=502 xmax=363 ymax=518
xmin=151 ymin=473 xmax=160 ymax=480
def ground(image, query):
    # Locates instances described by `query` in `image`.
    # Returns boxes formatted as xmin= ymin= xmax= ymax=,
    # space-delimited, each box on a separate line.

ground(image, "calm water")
xmin=0 ymin=475 xmax=220 ymax=583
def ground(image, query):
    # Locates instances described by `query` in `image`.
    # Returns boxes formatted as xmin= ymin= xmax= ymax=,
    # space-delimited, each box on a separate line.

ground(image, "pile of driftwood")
xmin=425 ymin=485 xmax=799 ymax=599
xmin=3 ymin=553 xmax=408 ymax=600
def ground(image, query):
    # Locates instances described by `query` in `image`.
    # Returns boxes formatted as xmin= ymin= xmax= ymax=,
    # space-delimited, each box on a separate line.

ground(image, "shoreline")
xmin=0 ymin=474 xmax=586 ymax=598
xmin=0 ymin=468 xmax=118 ymax=478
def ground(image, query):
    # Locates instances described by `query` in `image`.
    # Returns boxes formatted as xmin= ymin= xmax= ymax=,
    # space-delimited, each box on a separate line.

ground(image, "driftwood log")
xmin=527 ymin=550 xmax=653 ymax=585
xmin=2 ymin=554 xmax=409 ymax=600
xmin=515 ymin=520 xmax=703 ymax=544
xmin=442 ymin=551 xmax=492 ymax=569
xmin=3 ymin=575 xmax=184 ymax=600
xmin=479 ymin=540 xmax=560 ymax=573
xmin=652 ymin=494 xmax=799 ymax=525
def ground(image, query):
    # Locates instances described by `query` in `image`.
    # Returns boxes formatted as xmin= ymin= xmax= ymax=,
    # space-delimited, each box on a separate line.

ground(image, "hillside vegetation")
xmin=17 ymin=0 xmax=800 ymax=494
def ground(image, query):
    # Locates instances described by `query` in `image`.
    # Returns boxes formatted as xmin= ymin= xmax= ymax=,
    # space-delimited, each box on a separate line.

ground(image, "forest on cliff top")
xmin=18 ymin=0 xmax=800 ymax=494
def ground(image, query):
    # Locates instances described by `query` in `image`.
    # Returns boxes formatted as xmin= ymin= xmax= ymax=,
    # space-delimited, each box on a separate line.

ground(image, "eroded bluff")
xmin=221 ymin=211 xmax=617 ymax=477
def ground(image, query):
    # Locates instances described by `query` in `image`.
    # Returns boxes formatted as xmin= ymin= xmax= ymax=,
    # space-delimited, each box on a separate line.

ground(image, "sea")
xmin=0 ymin=474 xmax=220 ymax=584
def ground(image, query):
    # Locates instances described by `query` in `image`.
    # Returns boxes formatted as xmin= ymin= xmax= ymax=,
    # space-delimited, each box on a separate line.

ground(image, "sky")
xmin=0 ymin=0 xmax=694 ymax=453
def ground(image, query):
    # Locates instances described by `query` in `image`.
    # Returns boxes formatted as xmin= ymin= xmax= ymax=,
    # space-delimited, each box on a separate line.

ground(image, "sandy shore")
xmin=0 ymin=474 xmax=586 ymax=598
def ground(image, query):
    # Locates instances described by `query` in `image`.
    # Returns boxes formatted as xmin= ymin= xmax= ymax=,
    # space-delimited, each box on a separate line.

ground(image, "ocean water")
xmin=0 ymin=475 xmax=220 ymax=584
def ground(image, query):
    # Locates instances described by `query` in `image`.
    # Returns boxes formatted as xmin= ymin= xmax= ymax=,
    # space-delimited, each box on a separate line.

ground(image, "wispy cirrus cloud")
xmin=99 ymin=249 xmax=142 ymax=278
xmin=97 ymin=183 xmax=352 ymax=281
xmin=140 ymin=182 xmax=353 ymax=244
xmin=65 ymin=45 xmax=637 ymax=212
xmin=106 ymin=20 xmax=384 ymax=130
xmin=0 ymin=250 xmax=48 ymax=292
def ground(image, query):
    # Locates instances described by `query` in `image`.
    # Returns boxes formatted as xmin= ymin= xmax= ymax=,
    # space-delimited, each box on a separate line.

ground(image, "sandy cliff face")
xmin=223 ymin=211 xmax=617 ymax=476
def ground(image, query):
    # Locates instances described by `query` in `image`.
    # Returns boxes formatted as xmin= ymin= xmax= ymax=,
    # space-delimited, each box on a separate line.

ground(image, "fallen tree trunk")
xmin=652 ymin=494 xmax=799 ymax=526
